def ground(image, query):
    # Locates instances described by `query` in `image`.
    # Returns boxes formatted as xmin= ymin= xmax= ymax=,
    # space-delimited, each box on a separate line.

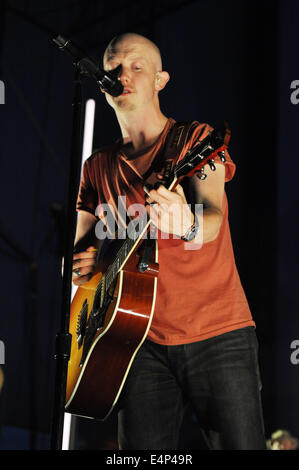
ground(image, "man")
xmin=72 ymin=32 xmax=266 ymax=450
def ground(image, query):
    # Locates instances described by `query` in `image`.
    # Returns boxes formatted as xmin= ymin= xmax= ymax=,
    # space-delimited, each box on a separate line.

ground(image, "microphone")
xmin=53 ymin=35 xmax=123 ymax=97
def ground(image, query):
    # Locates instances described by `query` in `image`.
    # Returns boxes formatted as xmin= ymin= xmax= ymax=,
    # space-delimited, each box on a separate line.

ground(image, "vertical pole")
xmin=50 ymin=68 xmax=84 ymax=450
xmin=61 ymin=98 xmax=96 ymax=450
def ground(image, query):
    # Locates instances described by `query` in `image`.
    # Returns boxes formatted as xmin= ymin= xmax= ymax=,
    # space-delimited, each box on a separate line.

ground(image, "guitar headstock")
xmin=173 ymin=122 xmax=231 ymax=182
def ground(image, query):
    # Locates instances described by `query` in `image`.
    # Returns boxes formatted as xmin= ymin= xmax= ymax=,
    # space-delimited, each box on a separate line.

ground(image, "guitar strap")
xmin=138 ymin=120 xmax=201 ymax=272
xmin=142 ymin=120 xmax=201 ymax=181
xmin=161 ymin=119 xmax=201 ymax=166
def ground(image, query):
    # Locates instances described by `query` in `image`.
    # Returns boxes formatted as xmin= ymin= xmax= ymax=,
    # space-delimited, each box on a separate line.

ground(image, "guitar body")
xmin=65 ymin=240 xmax=159 ymax=420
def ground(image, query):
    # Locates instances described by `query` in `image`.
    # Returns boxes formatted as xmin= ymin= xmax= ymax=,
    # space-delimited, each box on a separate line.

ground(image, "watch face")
xmin=181 ymin=213 xmax=199 ymax=241
xmin=181 ymin=224 xmax=198 ymax=241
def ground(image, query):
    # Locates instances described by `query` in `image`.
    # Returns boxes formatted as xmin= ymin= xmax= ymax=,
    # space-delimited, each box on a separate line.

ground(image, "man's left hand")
xmin=145 ymin=184 xmax=194 ymax=237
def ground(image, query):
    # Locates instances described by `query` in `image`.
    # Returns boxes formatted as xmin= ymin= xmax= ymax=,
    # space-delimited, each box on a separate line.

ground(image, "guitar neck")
xmin=104 ymin=213 xmax=151 ymax=289
xmin=103 ymin=173 xmax=179 ymax=292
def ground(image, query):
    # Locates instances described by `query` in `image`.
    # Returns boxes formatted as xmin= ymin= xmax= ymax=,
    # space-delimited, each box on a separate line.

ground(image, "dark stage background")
xmin=0 ymin=0 xmax=298 ymax=450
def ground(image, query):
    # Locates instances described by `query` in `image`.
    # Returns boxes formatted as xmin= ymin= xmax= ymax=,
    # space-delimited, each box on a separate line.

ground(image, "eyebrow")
xmin=105 ymin=52 xmax=146 ymax=63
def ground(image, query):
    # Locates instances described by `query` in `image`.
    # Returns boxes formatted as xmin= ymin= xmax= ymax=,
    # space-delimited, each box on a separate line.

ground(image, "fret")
xmin=102 ymin=216 xmax=151 ymax=294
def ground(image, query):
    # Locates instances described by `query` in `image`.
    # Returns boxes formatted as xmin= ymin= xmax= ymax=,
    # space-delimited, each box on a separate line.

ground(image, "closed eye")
xmin=105 ymin=64 xmax=120 ymax=73
xmin=132 ymin=61 xmax=143 ymax=71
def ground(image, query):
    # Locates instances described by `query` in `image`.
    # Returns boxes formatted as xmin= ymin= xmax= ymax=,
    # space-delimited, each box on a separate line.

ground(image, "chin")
xmin=115 ymin=99 xmax=137 ymax=112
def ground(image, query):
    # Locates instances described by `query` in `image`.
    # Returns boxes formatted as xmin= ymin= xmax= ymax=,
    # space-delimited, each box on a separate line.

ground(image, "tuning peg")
xmin=196 ymin=169 xmax=207 ymax=180
xmin=208 ymin=159 xmax=216 ymax=171
xmin=218 ymin=151 xmax=226 ymax=162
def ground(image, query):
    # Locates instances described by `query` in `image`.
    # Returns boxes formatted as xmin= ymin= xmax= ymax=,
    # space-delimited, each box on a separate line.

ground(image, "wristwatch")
xmin=181 ymin=212 xmax=199 ymax=242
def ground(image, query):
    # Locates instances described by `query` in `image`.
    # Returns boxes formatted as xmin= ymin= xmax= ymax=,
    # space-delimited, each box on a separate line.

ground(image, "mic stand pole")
xmin=50 ymin=66 xmax=84 ymax=450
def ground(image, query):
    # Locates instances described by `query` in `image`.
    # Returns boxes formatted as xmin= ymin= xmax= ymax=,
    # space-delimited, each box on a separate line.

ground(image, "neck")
xmin=116 ymin=105 xmax=168 ymax=152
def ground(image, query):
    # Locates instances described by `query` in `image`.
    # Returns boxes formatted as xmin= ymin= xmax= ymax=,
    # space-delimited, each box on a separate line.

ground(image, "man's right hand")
xmin=72 ymin=246 xmax=98 ymax=286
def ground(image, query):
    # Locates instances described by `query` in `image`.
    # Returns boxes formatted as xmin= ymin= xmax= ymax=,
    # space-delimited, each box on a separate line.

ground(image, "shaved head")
xmin=102 ymin=32 xmax=170 ymax=115
xmin=103 ymin=33 xmax=163 ymax=71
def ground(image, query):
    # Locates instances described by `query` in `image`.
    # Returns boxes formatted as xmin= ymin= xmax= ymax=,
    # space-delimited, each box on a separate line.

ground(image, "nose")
xmin=119 ymin=65 xmax=130 ymax=84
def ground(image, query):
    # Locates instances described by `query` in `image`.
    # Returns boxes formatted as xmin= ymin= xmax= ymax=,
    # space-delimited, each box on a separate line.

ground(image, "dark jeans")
xmin=117 ymin=326 xmax=266 ymax=450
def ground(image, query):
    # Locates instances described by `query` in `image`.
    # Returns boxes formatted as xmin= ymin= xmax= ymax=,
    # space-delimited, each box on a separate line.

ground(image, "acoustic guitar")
xmin=65 ymin=124 xmax=231 ymax=420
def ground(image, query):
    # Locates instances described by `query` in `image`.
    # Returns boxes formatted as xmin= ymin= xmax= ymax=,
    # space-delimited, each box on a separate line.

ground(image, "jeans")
xmin=117 ymin=326 xmax=266 ymax=450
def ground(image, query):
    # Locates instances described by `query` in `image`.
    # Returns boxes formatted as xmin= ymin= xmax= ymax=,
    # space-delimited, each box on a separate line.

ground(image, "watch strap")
xmin=181 ymin=211 xmax=199 ymax=242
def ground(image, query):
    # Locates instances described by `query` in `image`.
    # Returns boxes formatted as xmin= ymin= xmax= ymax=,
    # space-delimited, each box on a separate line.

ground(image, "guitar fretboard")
xmin=95 ymin=211 xmax=151 ymax=301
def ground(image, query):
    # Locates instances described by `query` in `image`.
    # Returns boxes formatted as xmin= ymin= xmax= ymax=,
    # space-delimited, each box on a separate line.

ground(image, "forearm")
xmin=74 ymin=211 xmax=99 ymax=252
xmin=191 ymin=206 xmax=223 ymax=245
xmin=71 ymin=211 xmax=103 ymax=285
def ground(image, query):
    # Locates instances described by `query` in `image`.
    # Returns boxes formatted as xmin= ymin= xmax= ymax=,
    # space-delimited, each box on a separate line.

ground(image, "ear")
xmin=155 ymin=71 xmax=170 ymax=91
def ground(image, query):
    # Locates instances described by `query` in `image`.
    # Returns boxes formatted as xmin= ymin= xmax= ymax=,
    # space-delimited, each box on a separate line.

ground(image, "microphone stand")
xmin=50 ymin=66 xmax=84 ymax=450
xmin=50 ymin=35 xmax=122 ymax=450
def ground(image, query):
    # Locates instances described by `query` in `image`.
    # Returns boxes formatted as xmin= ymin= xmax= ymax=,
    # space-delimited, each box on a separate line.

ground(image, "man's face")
xmin=103 ymin=37 xmax=160 ymax=113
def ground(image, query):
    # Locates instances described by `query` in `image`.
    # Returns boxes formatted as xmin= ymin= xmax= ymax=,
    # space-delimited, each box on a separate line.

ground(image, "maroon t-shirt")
xmin=77 ymin=118 xmax=254 ymax=345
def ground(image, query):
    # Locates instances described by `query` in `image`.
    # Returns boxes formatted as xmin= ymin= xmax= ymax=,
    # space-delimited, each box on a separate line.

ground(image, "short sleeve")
xmin=187 ymin=122 xmax=236 ymax=183
xmin=76 ymin=158 xmax=98 ymax=216
xmin=219 ymin=148 xmax=236 ymax=183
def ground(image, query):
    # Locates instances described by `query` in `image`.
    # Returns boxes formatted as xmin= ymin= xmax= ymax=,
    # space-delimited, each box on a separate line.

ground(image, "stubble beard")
xmin=114 ymin=97 xmax=137 ymax=112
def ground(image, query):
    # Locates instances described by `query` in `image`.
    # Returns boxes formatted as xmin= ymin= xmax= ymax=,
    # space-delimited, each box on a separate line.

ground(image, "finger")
xmin=148 ymin=203 xmax=172 ymax=225
xmin=73 ymin=256 xmax=97 ymax=270
xmin=72 ymin=273 xmax=93 ymax=286
xmin=86 ymin=246 xmax=98 ymax=252
xmin=174 ymin=184 xmax=184 ymax=195
xmin=73 ymin=250 xmax=98 ymax=261
xmin=148 ymin=188 xmax=170 ymax=205
xmin=72 ymin=265 xmax=95 ymax=276
xmin=172 ymin=185 xmax=188 ymax=206
xmin=146 ymin=204 xmax=159 ymax=227
xmin=156 ymin=185 xmax=184 ymax=205
xmin=73 ymin=245 xmax=98 ymax=256
xmin=72 ymin=265 xmax=95 ymax=277
xmin=155 ymin=185 xmax=172 ymax=198
xmin=73 ymin=257 xmax=97 ymax=268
